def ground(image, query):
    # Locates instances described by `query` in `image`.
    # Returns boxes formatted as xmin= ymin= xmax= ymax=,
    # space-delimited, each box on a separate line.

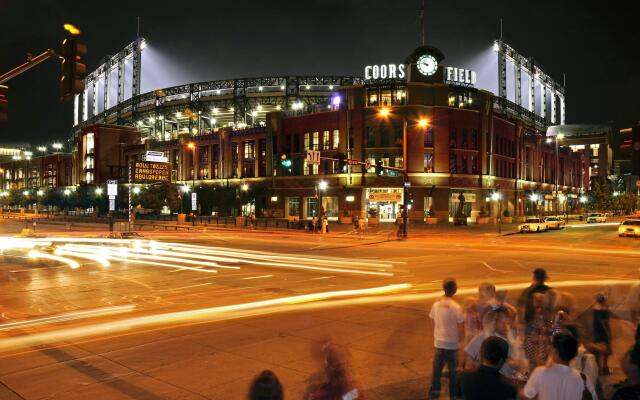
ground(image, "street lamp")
xmin=36 ymin=190 xmax=44 ymax=196
xmin=95 ymin=187 xmax=103 ymax=196
xmin=37 ymin=146 xmax=47 ymax=152
xmin=376 ymin=107 xmax=429 ymax=239
xmin=63 ymin=189 xmax=71 ymax=196
xmin=52 ymin=143 xmax=63 ymax=151
xmin=132 ymin=187 xmax=141 ymax=194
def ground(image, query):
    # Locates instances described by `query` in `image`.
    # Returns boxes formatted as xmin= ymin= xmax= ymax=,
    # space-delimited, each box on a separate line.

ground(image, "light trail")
xmin=2 ymin=237 xmax=396 ymax=277
xmin=0 ymin=283 xmax=411 ymax=352
xmin=28 ymin=250 xmax=80 ymax=269
xmin=54 ymin=249 xmax=110 ymax=267
xmin=0 ymin=305 xmax=135 ymax=331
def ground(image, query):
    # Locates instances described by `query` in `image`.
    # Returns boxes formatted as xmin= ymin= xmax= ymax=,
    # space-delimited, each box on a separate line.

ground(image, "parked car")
xmin=586 ymin=213 xmax=607 ymax=223
xmin=518 ymin=218 xmax=548 ymax=233
xmin=545 ymin=216 xmax=566 ymax=230
xmin=618 ymin=219 xmax=640 ymax=237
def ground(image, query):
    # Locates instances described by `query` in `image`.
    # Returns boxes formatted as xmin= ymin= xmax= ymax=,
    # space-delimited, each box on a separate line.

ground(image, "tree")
xmin=139 ymin=183 xmax=180 ymax=213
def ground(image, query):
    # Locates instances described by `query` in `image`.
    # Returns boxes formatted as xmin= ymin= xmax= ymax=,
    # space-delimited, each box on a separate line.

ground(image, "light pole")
xmin=377 ymin=106 xmax=428 ymax=239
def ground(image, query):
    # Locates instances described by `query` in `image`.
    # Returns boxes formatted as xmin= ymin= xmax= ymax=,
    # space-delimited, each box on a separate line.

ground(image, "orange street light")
xmin=187 ymin=142 xmax=195 ymax=149
xmin=63 ymin=23 xmax=81 ymax=36
xmin=418 ymin=118 xmax=429 ymax=128
xmin=378 ymin=107 xmax=390 ymax=118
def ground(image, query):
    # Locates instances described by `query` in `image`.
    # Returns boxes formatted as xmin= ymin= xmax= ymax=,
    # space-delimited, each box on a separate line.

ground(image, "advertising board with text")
xmin=131 ymin=161 xmax=171 ymax=183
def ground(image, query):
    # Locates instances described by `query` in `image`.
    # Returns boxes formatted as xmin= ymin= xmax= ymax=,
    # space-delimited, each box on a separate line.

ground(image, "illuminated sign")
xmin=364 ymin=64 xmax=406 ymax=80
xmin=131 ymin=161 xmax=171 ymax=183
xmin=144 ymin=150 xmax=168 ymax=163
xmin=368 ymin=192 xmax=402 ymax=202
xmin=445 ymin=67 xmax=476 ymax=86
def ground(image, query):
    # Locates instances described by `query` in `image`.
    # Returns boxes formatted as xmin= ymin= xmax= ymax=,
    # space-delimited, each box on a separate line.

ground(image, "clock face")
xmin=417 ymin=54 xmax=438 ymax=76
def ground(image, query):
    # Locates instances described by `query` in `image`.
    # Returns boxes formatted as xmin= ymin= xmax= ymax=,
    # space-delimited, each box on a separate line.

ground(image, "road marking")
xmin=309 ymin=276 xmax=336 ymax=280
xmin=481 ymin=261 xmax=512 ymax=273
xmin=241 ymin=275 xmax=274 ymax=280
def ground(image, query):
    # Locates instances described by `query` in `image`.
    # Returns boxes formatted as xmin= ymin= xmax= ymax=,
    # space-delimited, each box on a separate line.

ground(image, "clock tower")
xmin=405 ymin=45 xmax=445 ymax=84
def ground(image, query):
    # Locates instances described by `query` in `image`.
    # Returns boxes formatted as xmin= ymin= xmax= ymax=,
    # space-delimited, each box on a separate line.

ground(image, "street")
xmin=1 ymin=220 xmax=639 ymax=399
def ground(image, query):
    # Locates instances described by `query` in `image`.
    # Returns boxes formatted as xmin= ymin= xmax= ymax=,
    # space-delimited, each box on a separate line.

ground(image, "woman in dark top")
xmin=592 ymin=293 xmax=612 ymax=375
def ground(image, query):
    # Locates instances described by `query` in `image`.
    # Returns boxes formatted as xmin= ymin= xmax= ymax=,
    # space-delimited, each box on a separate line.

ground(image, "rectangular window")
xmin=303 ymin=159 xmax=319 ymax=175
xmin=395 ymin=156 xmax=404 ymax=169
xmin=424 ymin=152 xmax=434 ymax=173
xmin=461 ymin=155 xmax=468 ymax=174
xmin=306 ymin=197 xmax=319 ymax=218
xmin=288 ymin=197 xmax=301 ymax=217
xmin=312 ymin=132 xmax=319 ymax=150
xmin=380 ymin=90 xmax=392 ymax=106
xmin=471 ymin=129 xmax=478 ymax=149
xmin=424 ymin=127 xmax=434 ymax=147
xmin=380 ymin=125 xmax=390 ymax=147
xmin=242 ymin=141 xmax=255 ymax=178
xmin=393 ymin=90 xmax=406 ymax=105
xmin=212 ymin=144 xmax=219 ymax=179
xmin=449 ymin=152 xmax=457 ymax=173
xmin=394 ymin=124 xmax=403 ymax=147
xmin=461 ymin=129 xmax=468 ymax=149
xmin=332 ymin=129 xmax=339 ymax=149
xmin=322 ymin=130 xmax=330 ymax=150
xmin=304 ymin=133 xmax=310 ymax=151
xmin=198 ymin=146 xmax=209 ymax=164
xmin=449 ymin=128 xmax=457 ymax=148
xmin=367 ymin=89 xmax=379 ymax=106
xmin=366 ymin=127 xmax=376 ymax=147
xmin=471 ymin=155 xmax=478 ymax=174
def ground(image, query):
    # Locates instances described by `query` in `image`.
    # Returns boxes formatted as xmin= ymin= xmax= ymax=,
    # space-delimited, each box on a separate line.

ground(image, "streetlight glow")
xmin=95 ymin=188 xmax=103 ymax=196
xmin=52 ymin=143 xmax=63 ymax=150
xmin=318 ymin=181 xmax=328 ymax=191
xmin=530 ymin=193 xmax=540 ymax=202
xmin=546 ymin=138 xmax=553 ymax=144
xmin=557 ymin=133 xmax=565 ymax=140
xmin=579 ymin=195 xmax=588 ymax=203
xmin=418 ymin=118 xmax=429 ymax=128
xmin=63 ymin=189 xmax=71 ymax=196
xmin=378 ymin=107 xmax=390 ymax=117
xmin=22 ymin=190 xmax=30 ymax=196
xmin=491 ymin=192 xmax=501 ymax=201
xmin=37 ymin=190 xmax=44 ymax=196
xmin=181 ymin=185 xmax=191 ymax=193
xmin=132 ymin=187 xmax=141 ymax=194
xmin=37 ymin=146 xmax=47 ymax=152
xmin=187 ymin=142 xmax=195 ymax=149
xmin=241 ymin=184 xmax=249 ymax=192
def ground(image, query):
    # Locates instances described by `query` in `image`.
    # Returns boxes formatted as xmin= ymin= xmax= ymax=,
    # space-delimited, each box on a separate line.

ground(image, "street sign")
xmin=108 ymin=198 xmax=115 ymax=211
xmin=364 ymin=160 xmax=371 ymax=170
xmin=144 ymin=150 xmax=168 ymax=163
xmin=306 ymin=150 xmax=320 ymax=165
xmin=191 ymin=192 xmax=197 ymax=211
xmin=107 ymin=180 xmax=118 ymax=197
xmin=347 ymin=159 xmax=359 ymax=166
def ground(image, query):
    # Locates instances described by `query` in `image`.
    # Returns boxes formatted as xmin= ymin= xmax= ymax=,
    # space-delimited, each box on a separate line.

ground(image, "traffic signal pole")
xmin=0 ymin=49 xmax=60 ymax=84
xmin=402 ymin=118 xmax=408 ymax=239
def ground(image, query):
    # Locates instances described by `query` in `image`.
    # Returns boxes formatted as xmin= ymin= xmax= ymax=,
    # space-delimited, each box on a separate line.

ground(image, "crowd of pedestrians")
xmin=246 ymin=268 xmax=639 ymax=400
xmin=428 ymin=268 xmax=639 ymax=400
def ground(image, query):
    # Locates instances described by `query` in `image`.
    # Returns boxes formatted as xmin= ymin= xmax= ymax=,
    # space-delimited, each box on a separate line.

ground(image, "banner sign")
xmin=191 ymin=192 xmax=197 ymax=211
xmin=131 ymin=161 xmax=171 ymax=183
xmin=368 ymin=192 xmax=402 ymax=202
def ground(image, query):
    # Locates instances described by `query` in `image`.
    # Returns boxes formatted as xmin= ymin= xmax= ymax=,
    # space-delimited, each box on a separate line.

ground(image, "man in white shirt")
xmin=523 ymin=332 xmax=598 ymax=400
xmin=429 ymin=278 xmax=465 ymax=400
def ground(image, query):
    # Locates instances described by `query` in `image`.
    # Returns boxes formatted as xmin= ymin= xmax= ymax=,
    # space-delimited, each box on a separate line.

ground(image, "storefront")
xmin=366 ymin=188 xmax=403 ymax=222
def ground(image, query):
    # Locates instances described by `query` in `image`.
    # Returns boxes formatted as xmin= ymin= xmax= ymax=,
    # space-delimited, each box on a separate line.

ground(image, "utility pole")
xmin=402 ymin=118 xmax=409 ymax=239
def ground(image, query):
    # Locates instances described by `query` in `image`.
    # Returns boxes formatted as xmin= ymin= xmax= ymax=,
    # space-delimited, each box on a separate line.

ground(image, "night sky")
xmin=1 ymin=0 xmax=637 ymax=145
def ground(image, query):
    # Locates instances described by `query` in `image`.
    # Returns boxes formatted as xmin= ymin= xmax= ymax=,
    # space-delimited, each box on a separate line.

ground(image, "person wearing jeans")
xmin=429 ymin=278 xmax=465 ymax=399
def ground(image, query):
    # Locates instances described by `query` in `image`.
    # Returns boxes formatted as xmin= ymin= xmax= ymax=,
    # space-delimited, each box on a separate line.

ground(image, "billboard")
xmin=131 ymin=160 xmax=171 ymax=183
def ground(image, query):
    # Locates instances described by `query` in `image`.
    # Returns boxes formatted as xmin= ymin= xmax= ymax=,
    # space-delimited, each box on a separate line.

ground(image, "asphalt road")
xmin=0 ymin=220 xmax=639 ymax=399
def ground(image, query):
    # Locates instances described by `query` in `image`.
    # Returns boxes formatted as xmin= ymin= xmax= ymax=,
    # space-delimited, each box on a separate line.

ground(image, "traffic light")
xmin=0 ymin=85 xmax=7 ymax=123
xmin=337 ymin=153 xmax=347 ymax=172
xmin=60 ymin=37 xmax=87 ymax=102
xmin=280 ymin=154 xmax=292 ymax=168
xmin=375 ymin=159 xmax=384 ymax=176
